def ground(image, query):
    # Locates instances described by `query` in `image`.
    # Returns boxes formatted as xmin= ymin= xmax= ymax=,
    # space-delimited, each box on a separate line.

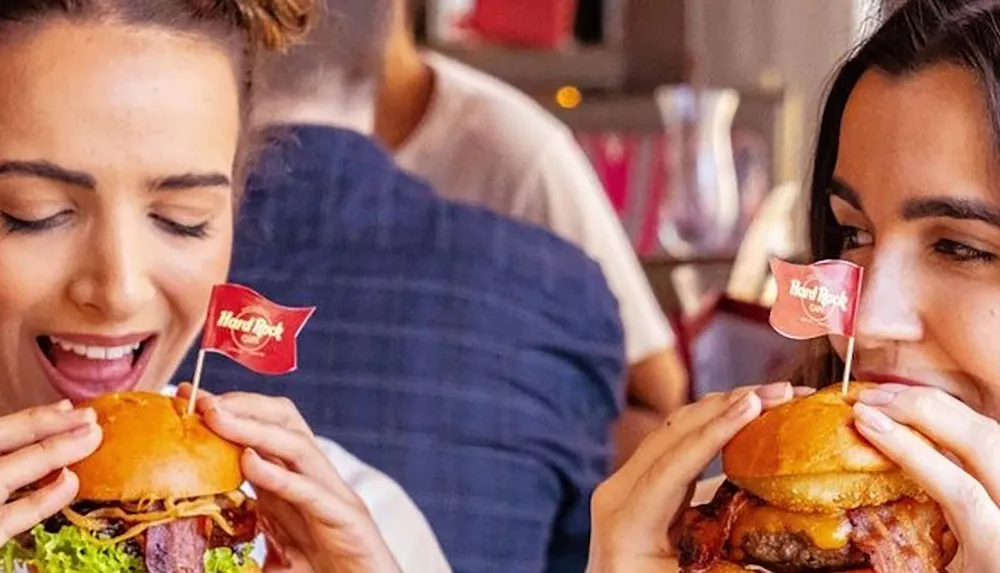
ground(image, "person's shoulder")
xmin=437 ymin=198 xmax=619 ymax=304
xmin=237 ymin=125 xmax=620 ymax=324
xmin=250 ymin=125 xmax=401 ymax=187
xmin=424 ymin=53 xmax=573 ymax=152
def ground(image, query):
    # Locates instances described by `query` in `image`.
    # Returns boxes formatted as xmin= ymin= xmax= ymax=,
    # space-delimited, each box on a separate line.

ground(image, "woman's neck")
xmin=252 ymin=82 xmax=378 ymax=136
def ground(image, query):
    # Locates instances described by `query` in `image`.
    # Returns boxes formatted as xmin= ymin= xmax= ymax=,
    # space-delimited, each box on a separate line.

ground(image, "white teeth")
xmin=49 ymin=336 xmax=140 ymax=361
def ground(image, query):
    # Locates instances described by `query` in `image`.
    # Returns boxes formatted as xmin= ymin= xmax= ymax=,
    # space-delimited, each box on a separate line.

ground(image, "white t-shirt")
xmin=161 ymin=386 xmax=451 ymax=573
xmin=395 ymin=53 xmax=675 ymax=363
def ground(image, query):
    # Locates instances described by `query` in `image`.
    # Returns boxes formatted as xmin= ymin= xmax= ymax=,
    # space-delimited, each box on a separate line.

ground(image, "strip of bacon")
xmin=848 ymin=498 xmax=953 ymax=573
xmin=677 ymin=481 xmax=752 ymax=573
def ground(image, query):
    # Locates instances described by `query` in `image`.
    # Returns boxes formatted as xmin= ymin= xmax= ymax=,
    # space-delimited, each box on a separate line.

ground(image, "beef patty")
xmin=736 ymin=530 xmax=869 ymax=571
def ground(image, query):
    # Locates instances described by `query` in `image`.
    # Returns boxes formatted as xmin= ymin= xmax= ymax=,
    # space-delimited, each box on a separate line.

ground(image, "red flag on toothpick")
xmin=768 ymin=258 xmax=864 ymax=393
xmin=187 ymin=284 xmax=315 ymax=414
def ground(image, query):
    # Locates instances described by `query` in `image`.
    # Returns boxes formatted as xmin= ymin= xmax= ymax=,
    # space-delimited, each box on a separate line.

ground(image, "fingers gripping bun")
xmin=68 ymin=392 xmax=244 ymax=501
xmin=722 ymin=383 xmax=925 ymax=512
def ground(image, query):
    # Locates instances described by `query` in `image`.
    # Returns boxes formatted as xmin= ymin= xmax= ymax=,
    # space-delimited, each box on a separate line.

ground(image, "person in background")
xmin=0 ymin=0 xmax=450 ymax=571
xmin=192 ymin=0 xmax=628 ymax=572
xmin=588 ymin=1 xmax=1000 ymax=571
xmin=375 ymin=0 xmax=689 ymax=464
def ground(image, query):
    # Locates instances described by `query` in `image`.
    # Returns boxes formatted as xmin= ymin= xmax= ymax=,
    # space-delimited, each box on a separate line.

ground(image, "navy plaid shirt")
xmin=183 ymin=126 xmax=627 ymax=573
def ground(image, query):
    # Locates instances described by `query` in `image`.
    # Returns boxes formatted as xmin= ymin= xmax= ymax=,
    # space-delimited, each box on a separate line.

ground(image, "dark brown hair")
xmin=798 ymin=0 xmax=1000 ymax=387
xmin=0 ymin=0 xmax=317 ymax=194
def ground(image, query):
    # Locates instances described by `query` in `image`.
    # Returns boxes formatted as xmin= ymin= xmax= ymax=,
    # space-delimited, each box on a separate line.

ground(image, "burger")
xmin=0 ymin=392 xmax=260 ymax=573
xmin=677 ymin=383 xmax=957 ymax=573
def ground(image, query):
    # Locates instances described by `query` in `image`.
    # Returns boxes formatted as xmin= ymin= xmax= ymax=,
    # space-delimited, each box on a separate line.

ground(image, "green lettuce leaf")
xmin=204 ymin=545 xmax=254 ymax=573
xmin=1 ymin=525 xmax=144 ymax=573
xmin=0 ymin=525 xmax=256 ymax=573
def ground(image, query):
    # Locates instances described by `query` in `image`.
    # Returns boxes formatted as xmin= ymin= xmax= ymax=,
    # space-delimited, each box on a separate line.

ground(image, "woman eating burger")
xmin=0 ymin=0 xmax=449 ymax=571
xmin=588 ymin=0 xmax=1000 ymax=571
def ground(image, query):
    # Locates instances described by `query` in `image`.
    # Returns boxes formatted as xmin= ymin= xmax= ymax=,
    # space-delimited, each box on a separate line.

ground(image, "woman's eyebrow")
xmin=902 ymin=196 xmax=1000 ymax=229
xmin=152 ymin=172 xmax=231 ymax=191
xmin=0 ymin=161 xmax=230 ymax=192
xmin=830 ymin=177 xmax=863 ymax=210
xmin=0 ymin=160 xmax=95 ymax=188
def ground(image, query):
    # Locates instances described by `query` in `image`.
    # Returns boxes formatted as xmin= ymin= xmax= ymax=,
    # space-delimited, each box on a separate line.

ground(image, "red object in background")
xmin=201 ymin=284 xmax=315 ymax=375
xmin=768 ymin=259 xmax=863 ymax=340
xmin=469 ymin=0 xmax=579 ymax=49
xmin=576 ymin=132 xmax=669 ymax=256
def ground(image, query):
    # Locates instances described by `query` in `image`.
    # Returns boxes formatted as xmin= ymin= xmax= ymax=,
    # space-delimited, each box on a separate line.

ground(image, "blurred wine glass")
xmin=655 ymin=85 xmax=741 ymax=258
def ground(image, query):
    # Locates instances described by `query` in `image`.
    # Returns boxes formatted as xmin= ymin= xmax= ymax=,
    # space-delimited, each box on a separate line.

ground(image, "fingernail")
xmin=55 ymin=400 xmax=72 ymax=412
xmin=855 ymin=403 xmax=894 ymax=433
xmin=756 ymin=382 xmax=791 ymax=400
xmin=244 ymin=447 xmax=259 ymax=460
xmin=725 ymin=393 xmax=756 ymax=420
xmin=793 ymin=387 xmax=817 ymax=397
xmin=73 ymin=408 xmax=96 ymax=423
xmin=859 ymin=389 xmax=895 ymax=406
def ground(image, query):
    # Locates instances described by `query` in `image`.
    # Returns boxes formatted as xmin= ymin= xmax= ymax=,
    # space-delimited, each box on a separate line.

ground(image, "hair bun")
xmin=232 ymin=0 xmax=315 ymax=51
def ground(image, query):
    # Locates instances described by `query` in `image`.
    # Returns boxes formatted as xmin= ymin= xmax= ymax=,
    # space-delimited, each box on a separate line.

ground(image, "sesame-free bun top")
xmin=68 ymin=392 xmax=244 ymax=501
xmin=722 ymin=383 xmax=924 ymax=512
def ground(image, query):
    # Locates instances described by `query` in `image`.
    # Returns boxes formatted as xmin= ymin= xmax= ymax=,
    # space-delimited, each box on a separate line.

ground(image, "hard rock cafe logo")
xmin=216 ymin=307 xmax=285 ymax=353
xmin=787 ymin=277 xmax=849 ymax=324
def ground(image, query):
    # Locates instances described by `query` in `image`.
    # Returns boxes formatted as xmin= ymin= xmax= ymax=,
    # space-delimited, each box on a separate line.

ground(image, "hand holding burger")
xmin=588 ymin=382 xmax=810 ymax=573
xmin=0 ymin=401 xmax=103 ymax=567
xmin=0 ymin=388 xmax=406 ymax=573
xmin=176 ymin=383 xmax=403 ymax=573
xmin=677 ymin=382 xmax=955 ymax=573
xmin=1 ymin=392 xmax=259 ymax=573
xmin=587 ymin=382 xmax=958 ymax=573
xmin=852 ymin=384 xmax=1000 ymax=573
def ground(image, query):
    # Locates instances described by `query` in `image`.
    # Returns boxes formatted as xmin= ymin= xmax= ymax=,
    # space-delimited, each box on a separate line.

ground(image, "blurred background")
xmin=409 ymin=0 xmax=884 ymax=397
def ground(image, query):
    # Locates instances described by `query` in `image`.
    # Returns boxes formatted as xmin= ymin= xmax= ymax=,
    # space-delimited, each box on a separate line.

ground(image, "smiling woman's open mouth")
xmin=35 ymin=333 xmax=157 ymax=401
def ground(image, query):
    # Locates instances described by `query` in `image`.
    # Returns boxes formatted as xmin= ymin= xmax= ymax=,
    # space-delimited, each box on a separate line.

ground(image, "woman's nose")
xmin=853 ymin=249 xmax=923 ymax=347
xmin=66 ymin=216 xmax=155 ymax=321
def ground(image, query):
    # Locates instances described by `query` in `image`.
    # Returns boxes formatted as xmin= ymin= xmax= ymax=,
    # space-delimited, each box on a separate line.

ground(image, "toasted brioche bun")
xmin=722 ymin=382 xmax=924 ymax=512
xmin=68 ymin=392 xmax=243 ymax=501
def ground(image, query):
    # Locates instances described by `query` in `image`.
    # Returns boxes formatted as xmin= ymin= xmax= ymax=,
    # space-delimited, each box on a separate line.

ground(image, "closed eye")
xmin=149 ymin=214 xmax=209 ymax=238
xmin=1 ymin=211 xmax=72 ymax=233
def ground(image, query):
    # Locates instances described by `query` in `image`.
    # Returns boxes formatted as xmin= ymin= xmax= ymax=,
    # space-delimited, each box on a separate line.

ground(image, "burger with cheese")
xmin=676 ymin=383 xmax=956 ymax=573
xmin=0 ymin=392 xmax=260 ymax=573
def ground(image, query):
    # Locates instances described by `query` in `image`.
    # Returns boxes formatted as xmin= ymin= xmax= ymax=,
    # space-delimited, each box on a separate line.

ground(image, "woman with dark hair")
xmin=587 ymin=0 xmax=1000 ymax=571
xmin=0 ymin=1 xmax=449 ymax=571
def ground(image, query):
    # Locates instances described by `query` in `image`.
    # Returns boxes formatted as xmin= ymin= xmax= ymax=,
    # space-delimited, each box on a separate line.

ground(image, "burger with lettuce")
xmin=1 ymin=392 xmax=260 ymax=573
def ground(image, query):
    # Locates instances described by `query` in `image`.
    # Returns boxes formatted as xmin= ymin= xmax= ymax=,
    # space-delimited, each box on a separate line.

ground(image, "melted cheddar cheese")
xmin=731 ymin=504 xmax=853 ymax=550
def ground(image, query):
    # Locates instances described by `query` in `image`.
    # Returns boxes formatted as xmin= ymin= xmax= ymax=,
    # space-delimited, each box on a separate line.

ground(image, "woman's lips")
xmin=35 ymin=334 xmax=156 ymax=402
